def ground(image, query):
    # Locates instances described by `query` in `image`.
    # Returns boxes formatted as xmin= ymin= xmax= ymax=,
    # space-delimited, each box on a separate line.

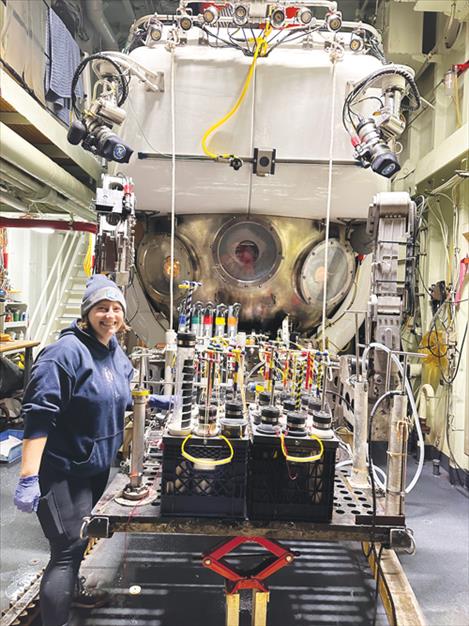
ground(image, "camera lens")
xmin=67 ymin=120 xmax=87 ymax=145
xmin=96 ymin=127 xmax=133 ymax=163
xmin=372 ymin=152 xmax=400 ymax=178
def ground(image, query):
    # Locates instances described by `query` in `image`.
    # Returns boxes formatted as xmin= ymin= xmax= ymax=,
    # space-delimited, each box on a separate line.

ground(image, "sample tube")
xmin=178 ymin=299 xmax=188 ymax=333
xmin=214 ymin=303 xmax=227 ymax=337
xmin=226 ymin=303 xmax=241 ymax=338
xmin=191 ymin=301 xmax=203 ymax=338
xmin=168 ymin=331 xmax=196 ymax=435
xmin=203 ymin=302 xmax=214 ymax=338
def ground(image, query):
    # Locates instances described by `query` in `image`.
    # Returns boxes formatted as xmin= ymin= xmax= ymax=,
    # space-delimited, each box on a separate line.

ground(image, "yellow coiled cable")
xmin=201 ymin=26 xmax=272 ymax=160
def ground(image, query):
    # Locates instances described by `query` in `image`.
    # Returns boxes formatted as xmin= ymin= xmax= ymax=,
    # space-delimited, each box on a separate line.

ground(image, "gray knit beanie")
xmin=81 ymin=275 xmax=126 ymax=317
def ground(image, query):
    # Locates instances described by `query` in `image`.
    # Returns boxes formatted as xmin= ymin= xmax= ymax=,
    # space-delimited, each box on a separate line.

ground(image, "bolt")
xmin=204 ymin=559 xmax=211 ymax=566
xmin=285 ymin=554 xmax=294 ymax=562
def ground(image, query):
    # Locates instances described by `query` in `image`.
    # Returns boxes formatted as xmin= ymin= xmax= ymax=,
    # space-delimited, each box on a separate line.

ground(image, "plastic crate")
xmin=160 ymin=434 xmax=248 ymax=519
xmin=0 ymin=429 xmax=23 ymax=463
xmin=247 ymin=432 xmax=338 ymax=522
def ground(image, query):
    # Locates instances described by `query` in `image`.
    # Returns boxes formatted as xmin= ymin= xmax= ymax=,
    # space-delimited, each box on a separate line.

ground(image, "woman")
xmin=14 ymin=274 xmax=172 ymax=626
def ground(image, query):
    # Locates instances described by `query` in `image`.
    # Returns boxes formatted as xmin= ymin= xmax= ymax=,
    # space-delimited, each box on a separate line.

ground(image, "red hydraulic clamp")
xmin=202 ymin=536 xmax=296 ymax=594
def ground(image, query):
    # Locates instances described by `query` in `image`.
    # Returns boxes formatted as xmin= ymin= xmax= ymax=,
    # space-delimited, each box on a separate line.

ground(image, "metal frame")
xmin=85 ymin=468 xmax=409 ymax=545
xmin=80 ymin=465 xmax=425 ymax=626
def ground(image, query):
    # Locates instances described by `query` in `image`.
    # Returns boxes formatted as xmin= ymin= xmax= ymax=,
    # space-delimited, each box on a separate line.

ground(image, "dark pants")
xmin=37 ymin=460 xmax=109 ymax=626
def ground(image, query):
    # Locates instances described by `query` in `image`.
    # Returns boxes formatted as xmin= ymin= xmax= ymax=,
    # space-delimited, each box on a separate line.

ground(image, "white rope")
xmin=169 ymin=46 xmax=176 ymax=329
xmin=321 ymin=60 xmax=337 ymax=353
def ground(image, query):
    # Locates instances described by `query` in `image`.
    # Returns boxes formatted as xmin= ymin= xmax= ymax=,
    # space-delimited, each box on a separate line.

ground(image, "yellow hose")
xmin=201 ymin=27 xmax=271 ymax=160
xmin=181 ymin=433 xmax=234 ymax=467
xmin=280 ymin=433 xmax=324 ymax=463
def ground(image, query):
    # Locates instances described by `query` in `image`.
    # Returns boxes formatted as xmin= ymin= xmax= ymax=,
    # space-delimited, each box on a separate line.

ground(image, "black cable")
xmin=325 ymin=389 xmax=354 ymax=413
xmin=362 ymin=389 xmax=399 ymax=626
xmin=71 ymin=53 xmax=129 ymax=117
xmin=445 ymin=413 xmax=467 ymax=489
xmin=342 ymin=65 xmax=421 ymax=136
xmin=198 ymin=24 xmax=239 ymax=50
xmin=439 ymin=321 xmax=467 ymax=385
xmin=367 ymin=390 xmax=399 ymax=546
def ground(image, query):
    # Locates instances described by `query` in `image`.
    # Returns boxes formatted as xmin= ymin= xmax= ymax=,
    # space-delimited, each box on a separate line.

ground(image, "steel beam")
xmin=0 ymin=68 xmax=101 ymax=181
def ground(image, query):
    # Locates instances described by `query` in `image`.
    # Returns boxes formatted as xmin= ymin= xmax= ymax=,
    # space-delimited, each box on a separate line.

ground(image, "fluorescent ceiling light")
xmin=32 ymin=227 xmax=55 ymax=234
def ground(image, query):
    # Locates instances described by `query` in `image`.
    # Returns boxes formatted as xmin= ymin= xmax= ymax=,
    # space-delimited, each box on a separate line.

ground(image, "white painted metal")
xmin=115 ymin=33 xmax=388 ymax=218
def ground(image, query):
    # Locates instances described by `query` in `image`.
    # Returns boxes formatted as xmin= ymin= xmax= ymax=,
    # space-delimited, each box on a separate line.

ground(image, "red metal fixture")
xmin=202 ymin=536 xmax=296 ymax=593
xmin=0 ymin=217 xmax=97 ymax=233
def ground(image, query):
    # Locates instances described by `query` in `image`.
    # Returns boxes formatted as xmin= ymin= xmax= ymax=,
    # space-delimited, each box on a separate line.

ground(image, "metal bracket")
xmin=253 ymin=148 xmax=276 ymax=176
xmin=86 ymin=515 xmax=112 ymax=538
xmin=389 ymin=527 xmax=415 ymax=553
xmin=144 ymin=71 xmax=165 ymax=93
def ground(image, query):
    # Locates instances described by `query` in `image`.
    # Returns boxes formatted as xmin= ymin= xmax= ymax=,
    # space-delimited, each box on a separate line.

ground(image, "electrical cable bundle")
xmin=342 ymin=65 xmax=421 ymax=136
xmin=70 ymin=53 xmax=130 ymax=118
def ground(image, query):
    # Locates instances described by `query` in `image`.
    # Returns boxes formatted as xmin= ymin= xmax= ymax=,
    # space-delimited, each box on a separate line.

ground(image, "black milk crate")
xmin=247 ymin=432 xmax=338 ymax=522
xmin=160 ymin=434 xmax=248 ymax=519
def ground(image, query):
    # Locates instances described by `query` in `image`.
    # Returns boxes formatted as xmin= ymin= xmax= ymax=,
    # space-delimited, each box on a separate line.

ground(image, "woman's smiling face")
xmin=87 ymin=300 xmax=124 ymax=345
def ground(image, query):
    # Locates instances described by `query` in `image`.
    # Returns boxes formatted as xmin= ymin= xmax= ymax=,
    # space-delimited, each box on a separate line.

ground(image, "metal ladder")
xmin=28 ymin=232 xmax=89 ymax=350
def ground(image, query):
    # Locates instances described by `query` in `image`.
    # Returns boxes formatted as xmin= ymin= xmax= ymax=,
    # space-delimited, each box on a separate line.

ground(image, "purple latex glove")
xmin=148 ymin=394 xmax=176 ymax=410
xmin=14 ymin=475 xmax=40 ymax=513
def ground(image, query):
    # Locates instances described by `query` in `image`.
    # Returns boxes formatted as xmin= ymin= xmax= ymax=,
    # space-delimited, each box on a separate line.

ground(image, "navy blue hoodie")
xmin=22 ymin=321 xmax=134 ymax=477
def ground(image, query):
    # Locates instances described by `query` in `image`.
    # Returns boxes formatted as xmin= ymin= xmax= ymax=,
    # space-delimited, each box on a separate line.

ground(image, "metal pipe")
xmin=385 ymin=393 xmax=409 ymax=516
xmin=1 ymin=160 xmax=90 ymax=216
xmin=121 ymin=0 xmax=135 ymax=23
xmin=0 ymin=124 xmax=95 ymax=221
xmin=350 ymin=378 xmax=370 ymax=489
xmin=0 ymin=192 xmax=29 ymax=213
xmin=129 ymin=391 xmax=148 ymax=489
xmin=418 ymin=383 xmax=434 ymax=423
xmin=1 ymin=159 xmax=43 ymax=193
xmin=84 ymin=0 xmax=119 ymax=50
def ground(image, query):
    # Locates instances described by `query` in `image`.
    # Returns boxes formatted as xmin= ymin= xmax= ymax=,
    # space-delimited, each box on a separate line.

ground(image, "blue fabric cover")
xmin=44 ymin=8 xmax=83 ymax=123
xmin=22 ymin=321 xmax=134 ymax=477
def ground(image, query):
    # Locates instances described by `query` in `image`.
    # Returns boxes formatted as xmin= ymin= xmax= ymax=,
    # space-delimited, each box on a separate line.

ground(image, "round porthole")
xmin=212 ymin=218 xmax=282 ymax=287
xmin=298 ymin=239 xmax=355 ymax=310
xmin=137 ymin=233 xmax=198 ymax=303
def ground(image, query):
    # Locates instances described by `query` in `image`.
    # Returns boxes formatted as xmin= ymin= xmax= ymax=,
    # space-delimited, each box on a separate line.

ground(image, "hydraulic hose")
xmin=361 ymin=342 xmax=425 ymax=494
